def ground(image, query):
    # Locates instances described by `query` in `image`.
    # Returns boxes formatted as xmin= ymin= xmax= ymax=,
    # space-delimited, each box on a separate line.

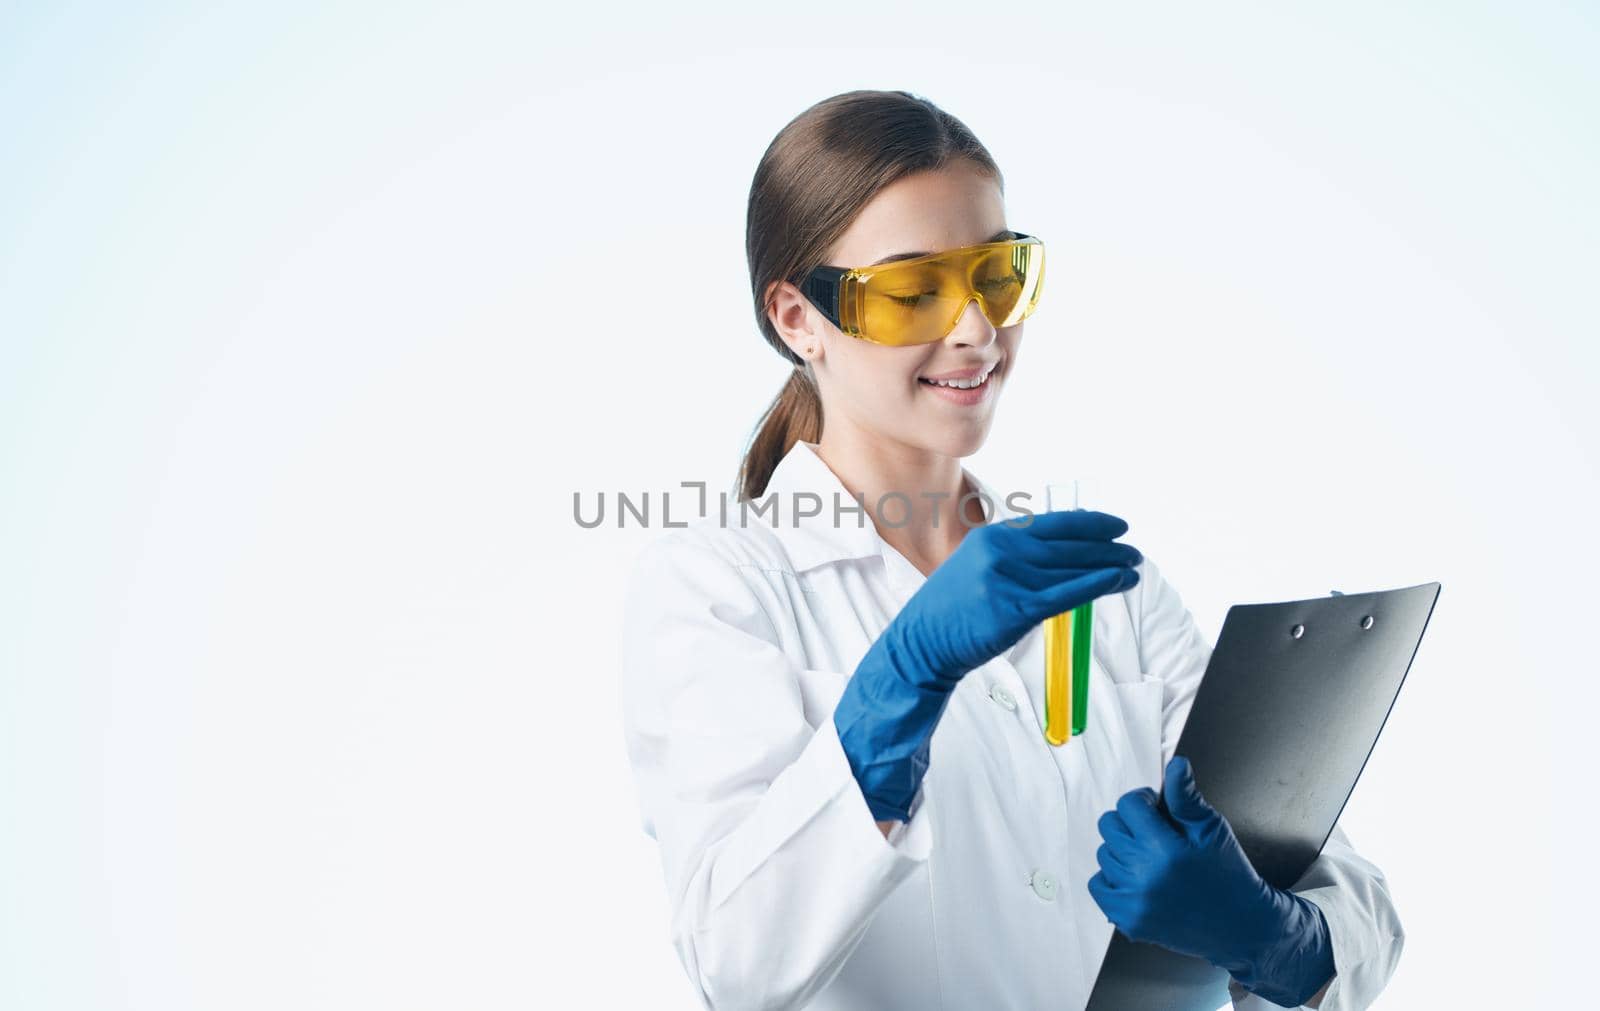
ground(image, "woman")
xmin=619 ymin=90 xmax=1403 ymax=1010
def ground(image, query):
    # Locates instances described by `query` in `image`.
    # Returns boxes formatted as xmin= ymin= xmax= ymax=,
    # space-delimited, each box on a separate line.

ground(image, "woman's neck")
xmin=810 ymin=433 xmax=982 ymax=578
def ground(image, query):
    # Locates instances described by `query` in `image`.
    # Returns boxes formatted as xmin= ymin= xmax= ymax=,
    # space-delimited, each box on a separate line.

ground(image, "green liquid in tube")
xmin=1071 ymin=598 xmax=1092 ymax=736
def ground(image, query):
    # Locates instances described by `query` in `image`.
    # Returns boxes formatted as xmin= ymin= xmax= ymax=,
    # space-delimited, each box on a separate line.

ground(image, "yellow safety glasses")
xmin=798 ymin=231 xmax=1045 ymax=347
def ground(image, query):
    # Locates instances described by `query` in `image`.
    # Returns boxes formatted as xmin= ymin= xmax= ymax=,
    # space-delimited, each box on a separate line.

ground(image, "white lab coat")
xmin=619 ymin=439 xmax=1403 ymax=1011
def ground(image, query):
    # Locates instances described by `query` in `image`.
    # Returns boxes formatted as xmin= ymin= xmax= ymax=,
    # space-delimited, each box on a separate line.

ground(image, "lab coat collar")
xmin=758 ymin=439 xmax=1025 ymax=574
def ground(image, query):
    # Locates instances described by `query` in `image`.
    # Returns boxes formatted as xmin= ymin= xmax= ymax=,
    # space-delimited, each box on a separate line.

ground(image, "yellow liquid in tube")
xmin=1043 ymin=610 xmax=1074 ymax=744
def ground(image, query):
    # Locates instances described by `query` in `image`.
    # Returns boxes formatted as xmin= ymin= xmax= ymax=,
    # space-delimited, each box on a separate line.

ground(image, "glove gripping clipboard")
xmin=1084 ymin=580 xmax=1441 ymax=1011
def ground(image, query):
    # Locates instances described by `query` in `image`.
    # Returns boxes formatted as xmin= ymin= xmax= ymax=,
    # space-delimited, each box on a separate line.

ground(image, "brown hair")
xmin=735 ymin=89 xmax=1003 ymax=501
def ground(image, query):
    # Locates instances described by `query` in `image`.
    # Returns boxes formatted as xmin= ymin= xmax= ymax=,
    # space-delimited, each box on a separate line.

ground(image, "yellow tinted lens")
xmin=972 ymin=245 xmax=1028 ymax=322
xmin=860 ymin=267 xmax=968 ymax=346
xmin=848 ymin=239 xmax=1044 ymax=345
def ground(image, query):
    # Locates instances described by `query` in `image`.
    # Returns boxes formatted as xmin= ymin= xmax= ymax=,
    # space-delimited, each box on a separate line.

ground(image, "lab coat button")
xmin=989 ymin=684 xmax=1017 ymax=711
xmin=1029 ymin=869 xmax=1058 ymax=901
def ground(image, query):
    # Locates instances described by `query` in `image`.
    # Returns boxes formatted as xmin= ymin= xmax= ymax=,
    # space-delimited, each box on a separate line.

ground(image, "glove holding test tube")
xmin=834 ymin=508 xmax=1143 ymax=823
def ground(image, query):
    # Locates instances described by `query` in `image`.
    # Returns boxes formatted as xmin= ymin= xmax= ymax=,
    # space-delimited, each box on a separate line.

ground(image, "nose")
xmin=942 ymin=296 xmax=998 ymax=349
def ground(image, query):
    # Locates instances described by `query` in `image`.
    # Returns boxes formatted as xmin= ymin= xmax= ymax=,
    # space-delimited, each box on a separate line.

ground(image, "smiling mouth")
xmin=919 ymin=361 xmax=1000 ymax=390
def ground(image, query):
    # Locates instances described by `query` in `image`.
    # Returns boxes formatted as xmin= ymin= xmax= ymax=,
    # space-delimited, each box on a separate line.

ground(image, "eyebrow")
xmin=869 ymin=228 xmax=1014 ymax=266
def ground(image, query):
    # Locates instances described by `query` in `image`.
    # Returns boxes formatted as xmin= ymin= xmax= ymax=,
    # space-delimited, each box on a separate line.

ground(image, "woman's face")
xmin=768 ymin=161 xmax=1021 ymax=459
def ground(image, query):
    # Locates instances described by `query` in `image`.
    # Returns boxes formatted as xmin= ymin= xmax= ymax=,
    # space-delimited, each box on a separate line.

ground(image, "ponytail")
xmin=737 ymin=365 xmax=822 ymax=502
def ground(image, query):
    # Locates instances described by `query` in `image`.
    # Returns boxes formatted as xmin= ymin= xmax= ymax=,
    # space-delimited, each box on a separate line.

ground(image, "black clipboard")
xmin=1085 ymin=580 xmax=1441 ymax=1011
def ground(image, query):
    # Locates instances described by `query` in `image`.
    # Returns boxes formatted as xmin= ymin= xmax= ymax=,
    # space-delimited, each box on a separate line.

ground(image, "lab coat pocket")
xmin=1111 ymin=678 xmax=1164 ymax=791
xmin=795 ymin=666 xmax=850 ymax=728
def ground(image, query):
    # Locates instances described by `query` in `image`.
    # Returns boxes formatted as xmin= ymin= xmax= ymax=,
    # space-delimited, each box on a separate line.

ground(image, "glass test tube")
xmin=1043 ymin=481 xmax=1093 ymax=745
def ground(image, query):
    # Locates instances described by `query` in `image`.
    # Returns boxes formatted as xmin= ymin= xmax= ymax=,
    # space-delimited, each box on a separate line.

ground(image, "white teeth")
xmin=925 ymin=363 xmax=996 ymax=389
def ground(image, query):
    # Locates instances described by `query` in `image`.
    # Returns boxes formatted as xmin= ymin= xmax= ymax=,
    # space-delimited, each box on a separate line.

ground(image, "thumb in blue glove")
xmin=1087 ymin=755 xmax=1336 ymax=1007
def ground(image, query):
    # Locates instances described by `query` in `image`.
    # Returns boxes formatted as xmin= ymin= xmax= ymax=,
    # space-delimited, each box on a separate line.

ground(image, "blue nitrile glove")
xmin=833 ymin=509 xmax=1142 ymax=823
xmin=1088 ymin=755 xmax=1336 ymax=1008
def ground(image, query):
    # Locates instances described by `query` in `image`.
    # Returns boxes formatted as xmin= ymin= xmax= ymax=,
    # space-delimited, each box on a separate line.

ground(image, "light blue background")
xmin=2 ymin=2 xmax=1594 ymax=1007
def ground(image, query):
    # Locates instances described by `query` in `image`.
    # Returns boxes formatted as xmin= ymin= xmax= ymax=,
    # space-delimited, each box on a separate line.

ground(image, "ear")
xmin=764 ymin=279 xmax=826 ymax=362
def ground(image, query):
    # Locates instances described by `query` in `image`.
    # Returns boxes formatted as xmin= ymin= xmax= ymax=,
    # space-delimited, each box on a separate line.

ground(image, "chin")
xmin=929 ymin=425 xmax=991 ymax=459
